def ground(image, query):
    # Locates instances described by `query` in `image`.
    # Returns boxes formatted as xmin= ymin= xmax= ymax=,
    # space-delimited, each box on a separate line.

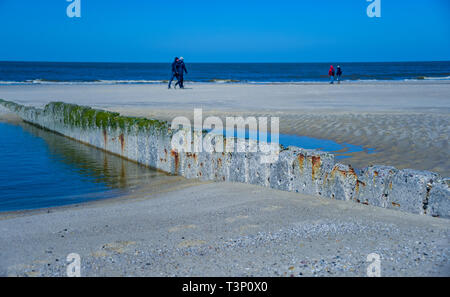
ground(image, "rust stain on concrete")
xmin=170 ymin=150 xmax=179 ymax=174
xmin=118 ymin=133 xmax=125 ymax=153
xmin=391 ymin=202 xmax=401 ymax=207
xmin=103 ymin=129 xmax=107 ymax=149
xmin=311 ymin=156 xmax=321 ymax=180
xmin=297 ymin=154 xmax=305 ymax=173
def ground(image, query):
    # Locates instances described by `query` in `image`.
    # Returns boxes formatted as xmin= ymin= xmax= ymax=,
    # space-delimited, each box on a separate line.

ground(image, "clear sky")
xmin=1 ymin=0 xmax=449 ymax=62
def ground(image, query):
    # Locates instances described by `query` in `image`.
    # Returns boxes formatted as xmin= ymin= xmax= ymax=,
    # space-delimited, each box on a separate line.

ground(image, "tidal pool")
xmin=0 ymin=120 xmax=167 ymax=212
xmin=214 ymin=128 xmax=376 ymax=159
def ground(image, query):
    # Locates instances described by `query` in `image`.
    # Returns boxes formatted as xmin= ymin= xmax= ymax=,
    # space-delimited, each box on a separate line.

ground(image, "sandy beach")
xmin=1 ymin=81 xmax=449 ymax=276
xmin=1 ymin=180 xmax=449 ymax=277
xmin=1 ymin=68 xmax=449 ymax=278
xmin=2 ymin=0 xmax=449 ymax=281
xmin=1 ymin=81 xmax=449 ymax=176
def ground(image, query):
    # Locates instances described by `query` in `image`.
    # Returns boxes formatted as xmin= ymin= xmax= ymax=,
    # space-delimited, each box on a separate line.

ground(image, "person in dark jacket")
xmin=168 ymin=57 xmax=179 ymax=89
xmin=174 ymin=57 xmax=188 ymax=89
xmin=336 ymin=65 xmax=343 ymax=84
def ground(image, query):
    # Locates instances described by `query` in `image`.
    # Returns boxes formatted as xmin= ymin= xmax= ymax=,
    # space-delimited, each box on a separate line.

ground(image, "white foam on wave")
xmin=97 ymin=80 xmax=166 ymax=84
xmin=423 ymin=76 xmax=450 ymax=80
xmin=0 ymin=79 xmax=167 ymax=85
xmin=0 ymin=81 xmax=29 ymax=85
xmin=1 ymin=76 xmax=449 ymax=86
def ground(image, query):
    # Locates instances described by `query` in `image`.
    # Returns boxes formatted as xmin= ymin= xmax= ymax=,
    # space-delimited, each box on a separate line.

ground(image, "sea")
xmin=0 ymin=61 xmax=449 ymax=85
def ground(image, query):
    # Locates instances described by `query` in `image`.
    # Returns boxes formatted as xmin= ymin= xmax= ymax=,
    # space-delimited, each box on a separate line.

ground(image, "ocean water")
xmin=0 ymin=120 xmax=168 ymax=212
xmin=0 ymin=61 xmax=449 ymax=85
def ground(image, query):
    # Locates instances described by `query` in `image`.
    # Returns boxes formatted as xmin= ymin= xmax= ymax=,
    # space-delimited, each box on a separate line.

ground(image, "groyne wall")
xmin=1 ymin=99 xmax=449 ymax=218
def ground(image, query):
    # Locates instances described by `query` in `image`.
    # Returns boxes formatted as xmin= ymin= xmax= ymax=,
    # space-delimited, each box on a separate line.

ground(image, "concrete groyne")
xmin=1 ymin=99 xmax=449 ymax=218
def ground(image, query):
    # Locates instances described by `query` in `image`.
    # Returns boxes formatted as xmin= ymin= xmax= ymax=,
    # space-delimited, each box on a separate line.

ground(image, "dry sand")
xmin=1 ymin=81 xmax=449 ymax=277
xmin=1 ymin=81 xmax=449 ymax=175
xmin=1 ymin=181 xmax=449 ymax=276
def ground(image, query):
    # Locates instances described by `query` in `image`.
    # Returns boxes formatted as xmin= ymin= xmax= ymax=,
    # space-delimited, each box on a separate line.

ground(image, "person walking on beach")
xmin=174 ymin=57 xmax=188 ymax=89
xmin=336 ymin=65 xmax=342 ymax=84
xmin=168 ymin=57 xmax=179 ymax=89
xmin=328 ymin=65 xmax=335 ymax=84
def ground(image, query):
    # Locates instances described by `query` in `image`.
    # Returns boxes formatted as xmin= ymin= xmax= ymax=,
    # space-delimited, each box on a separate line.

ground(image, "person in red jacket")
xmin=328 ymin=65 xmax=335 ymax=84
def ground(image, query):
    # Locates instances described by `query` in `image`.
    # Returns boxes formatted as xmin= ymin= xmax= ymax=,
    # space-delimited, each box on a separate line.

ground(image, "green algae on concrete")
xmin=0 ymin=99 xmax=22 ymax=113
xmin=1 ymin=100 xmax=170 ymax=133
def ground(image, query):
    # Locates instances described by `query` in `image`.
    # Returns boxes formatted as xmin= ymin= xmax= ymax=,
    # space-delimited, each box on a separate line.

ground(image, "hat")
xmin=180 ymin=57 xmax=184 ymax=60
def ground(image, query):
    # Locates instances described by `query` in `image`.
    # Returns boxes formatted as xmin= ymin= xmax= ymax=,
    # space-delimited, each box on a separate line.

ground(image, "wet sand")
xmin=0 ymin=81 xmax=449 ymax=175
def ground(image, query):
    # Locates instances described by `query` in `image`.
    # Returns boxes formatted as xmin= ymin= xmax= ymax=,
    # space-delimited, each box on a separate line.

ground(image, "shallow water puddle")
xmin=210 ymin=128 xmax=376 ymax=160
xmin=0 ymin=120 xmax=167 ymax=212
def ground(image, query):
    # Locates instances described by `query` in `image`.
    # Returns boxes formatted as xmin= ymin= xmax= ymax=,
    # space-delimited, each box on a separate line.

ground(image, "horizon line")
xmin=1 ymin=60 xmax=450 ymax=64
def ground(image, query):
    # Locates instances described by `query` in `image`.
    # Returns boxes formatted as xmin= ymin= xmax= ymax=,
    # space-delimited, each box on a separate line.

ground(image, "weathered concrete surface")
xmin=1 ymin=99 xmax=449 ymax=218
xmin=0 ymin=182 xmax=448 ymax=277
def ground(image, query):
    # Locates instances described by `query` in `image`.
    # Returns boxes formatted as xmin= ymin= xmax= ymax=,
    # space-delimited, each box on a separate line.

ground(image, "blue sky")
xmin=0 ymin=0 xmax=449 ymax=62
